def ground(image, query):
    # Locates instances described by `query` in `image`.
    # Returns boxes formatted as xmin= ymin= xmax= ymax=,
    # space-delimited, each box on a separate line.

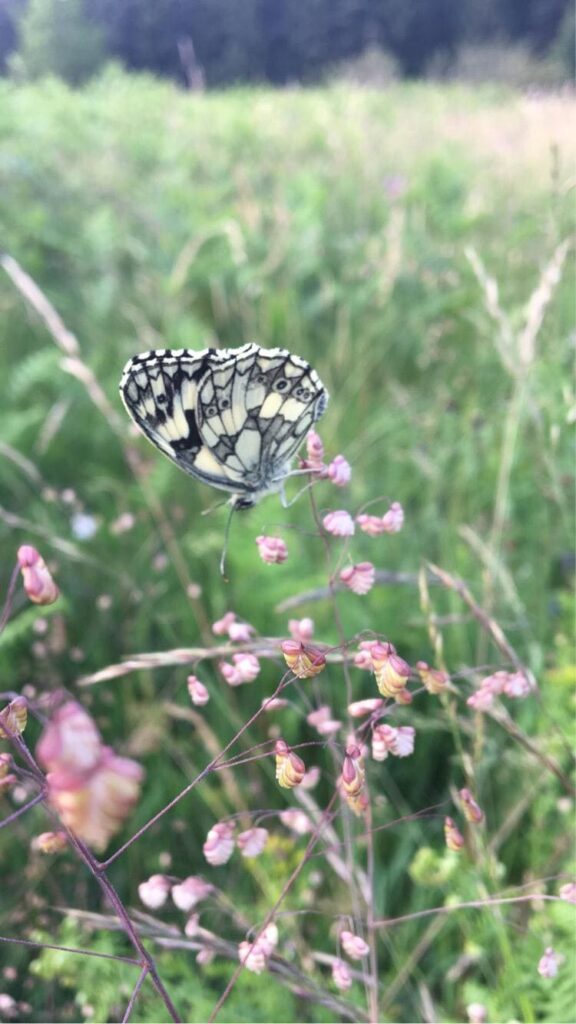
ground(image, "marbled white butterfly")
xmin=119 ymin=344 xmax=329 ymax=508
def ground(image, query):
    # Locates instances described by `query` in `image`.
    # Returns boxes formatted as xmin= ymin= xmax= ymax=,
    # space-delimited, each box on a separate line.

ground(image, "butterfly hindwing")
xmin=119 ymin=344 xmax=328 ymax=505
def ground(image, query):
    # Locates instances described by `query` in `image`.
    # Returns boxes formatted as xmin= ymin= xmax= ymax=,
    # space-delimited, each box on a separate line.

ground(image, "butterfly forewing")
xmin=119 ymin=344 xmax=328 ymax=505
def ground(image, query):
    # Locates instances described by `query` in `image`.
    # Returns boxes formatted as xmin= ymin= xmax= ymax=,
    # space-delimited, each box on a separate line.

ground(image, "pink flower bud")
xmin=538 ymin=946 xmax=561 ymax=978
xmin=300 ymin=765 xmax=321 ymax=789
xmin=0 ymin=697 xmax=28 ymax=739
xmin=203 ymin=822 xmax=235 ymax=866
xmin=323 ymin=510 xmax=355 ymax=537
xmin=280 ymin=809 xmax=312 ymax=834
xmin=306 ymin=705 xmax=331 ymax=728
xmin=187 ymin=675 xmax=210 ymax=706
xmin=36 ymin=701 xmax=102 ymax=774
xmin=306 ymin=429 xmax=325 ymax=467
xmin=444 ymin=816 xmax=465 ymax=852
xmin=238 ymin=940 xmax=268 ymax=974
xmin=237 ymin=827 xmax=269 ymax=858
xmin=394 ymin=726 xmax=416 ymax=757
xmin=381 ymin=501 xmax=404 ymax=533
xmin=371 ymin=642 xmax=412 ymax=698
xmin=138 ymin=874 xmax=171 ymax=909
xmin=356 ymin=514 xmax=387 ymax=536
xmin=502 ymin=671 xmax=532 ymax=698
xmin=354 ymin=640 xmax=381 ymax=670
xmin=281 ymin=640 xmax=326 ymax=679
xmin=0 ymin=752 xmax=13 ymax=778
xmin=340 ymin=562 xmax=375 ymax=595
xmin=212 ymin=611 xmax=236 ymax=636
xmin=371 ymin=724 xmax=397 ymax=761
xmin=332 ymin=958 xmax=352 ymax=990
xmin=172 ymin=876 xmax=213 ymax=911
xmin=275 ymin=739 xmax=305 ymax=789
xmin=261 ymin=696 xmax=289 ymax=712
xmin=34 ymin=831 xmax=68 ymax=854
xmin=348 ymin=697 xmax=384 ymax=717
xmin=459 ymin=788 xmax=484 ymax=824
xmin=256 ymin=535 xmax=288 ymax=564
xmin=17 ymin=545 xmax=59 ymax=605
xmin=288 ymin=617 xmax=314 ymax=642
xmin=340 ymin=929 xmax=370 ymax=960
xmin=340 ymin=745 xmax=367 ymax=814
xmin=196 ymin=946 xmax=214 ymax=965
xmin=327 ymin=455 xmax=351 ymax=486
xmin=316 ymin=718 xmax=342 ymax=736
xmin=228 ymin=621 xmax=255 ymax=643
xmin=220 ymin=653 xmax=261 ymax=686
xmin=416 ymin=661 xmax=449 ymax=695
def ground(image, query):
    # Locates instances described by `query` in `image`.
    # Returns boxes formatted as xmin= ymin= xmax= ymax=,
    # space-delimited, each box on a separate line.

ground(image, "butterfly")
xmin=119 ymin=343 xmax=329 ymax=509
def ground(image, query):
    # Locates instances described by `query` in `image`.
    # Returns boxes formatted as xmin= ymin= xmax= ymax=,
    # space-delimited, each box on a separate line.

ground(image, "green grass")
xmin=0 ymin=70 xmax=574 ymax=1023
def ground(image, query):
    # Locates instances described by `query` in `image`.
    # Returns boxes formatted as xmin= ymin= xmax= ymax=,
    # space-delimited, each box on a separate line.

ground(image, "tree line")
xmin=0 ymin=0 xmax=572 ymax=86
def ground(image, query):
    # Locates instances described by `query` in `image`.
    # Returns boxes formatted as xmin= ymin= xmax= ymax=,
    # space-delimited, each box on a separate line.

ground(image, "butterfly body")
xmin=119 ymin=344 xmax=328 ymax=508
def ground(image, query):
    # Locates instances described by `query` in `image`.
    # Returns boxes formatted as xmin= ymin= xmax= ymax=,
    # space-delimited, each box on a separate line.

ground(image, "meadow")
xmin=0 ymin=70 xmax=574 ymax=1023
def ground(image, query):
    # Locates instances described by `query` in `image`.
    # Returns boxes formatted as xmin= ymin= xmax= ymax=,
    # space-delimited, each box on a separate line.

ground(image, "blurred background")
xmin=0 ymin=2 xmax=574 ymax=1022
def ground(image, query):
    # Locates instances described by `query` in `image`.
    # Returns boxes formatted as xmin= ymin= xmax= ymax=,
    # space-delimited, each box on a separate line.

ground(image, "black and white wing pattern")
xmin=119 ymin=344 xmax=329 ymax=507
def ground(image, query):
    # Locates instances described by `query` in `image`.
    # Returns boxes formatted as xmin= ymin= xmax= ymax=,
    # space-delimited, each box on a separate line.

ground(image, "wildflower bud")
xmin=444 ymin=816 xmax=465 ymax=852
xmin=307 ymin=706 xmax=331 ymax=728
xmin=394 ymin=726 xmax=416 ymax=756
xmin=280 ymin=809 xmax=312 ymax=834
xmin=300 ymin=765 xmax=321 ymax=789
xmin=370 ymin=642 xmax=411 ymax=698
xmin=356 ymin=514 xmax=386 ymax=536
xmin=323 ymin=510 xmax=355 ymax=537
xmin=502 ymin=671 xmax=532 ymax=698
xmin=394 ymin=687 xmax=413 ymax=705
xmin=172 ymin=876 xmax=214 ymax=911
xmin=340 ymin=929 xmax=369 ymax=960
xmin=459 ymin=788 xmax=484 ymax=824
xmin=212 ymin=611 xmax=236 ymax=636
xmin=288 ymin=617 xmax=314 ymax=643
xmin=0 ymin=752 xmax=13 ymax=778
xmin=466 ymin=1004 xmax=487 ymax=1024
xmin=36 ymin=701 xmax=102 ymax=774
xmin=275 ymin=739 xmax=305 ymax=789
xmin=316 ymin=718 xmax=342 ymax=736
xmin=187 ymin=675 xmax=210 ymax=706
xmin=35 ymin=831 xmax=68 ymax=854
xmin=196 ymin=947 xmax=214 ymax=965
xmin=381 ymin=501 xmax=404 ymax=533
xmin=416 ymin=661 xmax=449 ymax=695
xmin=261 ymin=696 xmax=288 ymax=712
xmin=340 ymin=562 xmax=375 ymax=595
xmin=354 ymin=640 xmax=380 ymax=670
xmin=332 ymin=958 xmax=352 ymax=991
xmin=348 ymin=697 xmax=384 ymax=717
xmin=467 ymin=670 xmax=508 ymax=711
xmin=220 ymin=653 xmax=260 ymax=686
xmin=138 ymin=874 xmax=172 ymax=909
xmin=237 ymin=827 xmax=269 ymax=858
xmin=228 ymin=621 xmax=255 ymax=643
xmin=538 ymin=946 xmax=560 ymax=979
xmin=238 ymin=939 xmax=267 ymax=974
xmin=327 ymin=455 xmax=351 ymax=486
xmin=0 ymin=697 xmax=28 ymax=739
xmin=559 ymin=882 xmax=576 ymax=904
xmin=256 ymin=535 xmax=288 ymax=564
xmin=203 ymin=822 xmax=235 ymax=866
xmin=184 ymin=913 xmax=199 ymax=936
xmin=341 ymin=746 xmax=370 ymax=815
xmin=306 ymin=429 xmax=325 ymax=467
xmin=17 ymin=545 xmax=59 ymax=605
xmin=281 ymin=640 xmax=326 ymax=679
xmin=371 ymin=724 xmax=397 ymax=761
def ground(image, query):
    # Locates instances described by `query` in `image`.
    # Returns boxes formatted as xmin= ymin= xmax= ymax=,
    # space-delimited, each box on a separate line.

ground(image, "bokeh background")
xmin=0 ymin=2 xmax=574 ymax=1022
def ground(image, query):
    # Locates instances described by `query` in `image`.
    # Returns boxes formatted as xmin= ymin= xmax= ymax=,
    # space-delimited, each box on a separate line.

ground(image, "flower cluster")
xmin=212 ymin=610 xmax=255 ymax=643
xmin=219 ymin=653 xmax=260 ymax=686
xmin=36 ymin=701 xmax=143 ymax=851
xmin=238 ymin=923 xmax=279 ymax=975
xmin=467 ymin=669 xmax=532 ymax=711
xmin=356 ymin=501 xmax=404 ymax=535
xmin=371 ymin=724 xmax=415 ymax=761
xmin=138 ymin=873 xmax=214 ymax=911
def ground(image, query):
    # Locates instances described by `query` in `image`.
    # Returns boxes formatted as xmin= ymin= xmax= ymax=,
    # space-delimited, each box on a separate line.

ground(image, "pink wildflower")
xmin=17 ymin=545 xmax=59 ymax=605
xmin=416 ymin=661 xmax=449 ymax=695
xmin=370 ymin=642 xmax=412 ymax=698
xmin=316 ymin=718 xmax=342 ymax=736
xmin=228 ymin=621 xmax=255 ymax=643
xmin=281 ymin=640 xmax=326 ymax=679
xmin=328 ymin=455 xmax=351 ymax=486
xmin=300 ymin=765 xmax=321 ymax=789
xmin=356 ymin=514 xmax=387 ymax=537
xmin=196 ymin=946 xmax=214 ymax=964
xmin=280 ymin=809 xmax=312 ymax=834
xmin=237 ymin=827 xmax=269 ymax=858
xmin=371 ymin=724 xmax=397 ymax=761
xmin=444 ymin=816 xmax=465 ymax=852
xmin=203 ymin=822 xmax=235 ymax=866
xmin=348 ymin=697 xmax=384 ymax=717
xmin=256 ymin=535 xmax=288 ymax=564
xmin=239 ymin=924 xmax=278 ymax=975
xmin=323 ymin=510 xmax=355 ymax=537
xmin=559 ymin=882 xmax=576 ymax=904
xmin=0 ymin=752 xmax=14 ymax=778
xmin=34 ymin=831 xmax=68 ymax=854
xmin=466 ymin=1004 xmax=487 ymax=1024
xmin=306 ymin=706 xmax=332 ymax=728
xmin=288 ymin=617 xmax=314 ymax=643
xmin=36 ymin=702 xmax=102 ymax=774
xmin=340 ymin=929 xmax=370 ymax=960
xmin=187 ymin=675 xmax=210 ymax=706
xmin=332 ymin=958 xmax=352 ymax=990
xmin=340 ymin=745 xmax=367 ymax=816
xmin=538 ymin=947 xmax=561 ymax=979
xmin=212 ymin=611 xmax=237 ymax=636
xmin=172 ymin=876 xmax=214 ymax=911
xmin=220 ymin=653 xmax=260 ymax=686
xmin=138 ymin=875 xmax=171 ymax=909
xmin=261 ymin=696 xmax=289 ymax=711
xmin=275 ymin=739 xmax=306 ymax=789
xmin=459 ymin=788 xmax=484 ymax=824
xmin=305 ymin=429 xmax=325 ymax=467
xmin=340 ymin=562 xmax=375 ymax=595
xmin=502 ymin=670 xmax=532 ymax=698
xmin=354 ymin=640 xmax=381 ymax=670
xmin=0 ymin=697 xmax=28 ymax=739
xmin=381 ymin=501 xmax=404 ymax=533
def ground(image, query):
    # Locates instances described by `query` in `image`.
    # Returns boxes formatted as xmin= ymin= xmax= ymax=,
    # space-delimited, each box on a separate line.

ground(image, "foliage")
xmin=11 ymin=0 xmax=105 ymax=85
xmin=0 ymin=73 xmax=574 ymax=1022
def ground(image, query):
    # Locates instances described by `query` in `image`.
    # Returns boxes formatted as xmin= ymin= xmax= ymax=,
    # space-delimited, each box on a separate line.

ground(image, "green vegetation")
xmin=0 ymin=72 xmax=574 ymax=1023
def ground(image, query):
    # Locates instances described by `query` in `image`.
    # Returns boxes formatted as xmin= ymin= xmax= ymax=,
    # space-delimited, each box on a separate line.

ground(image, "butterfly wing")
xmin=119 ymin=344 xmax=328 ymax=502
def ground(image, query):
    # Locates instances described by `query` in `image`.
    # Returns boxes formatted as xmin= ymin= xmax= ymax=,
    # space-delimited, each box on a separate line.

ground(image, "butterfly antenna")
xmin=220 ymin=501 xmax=236 ymax=580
